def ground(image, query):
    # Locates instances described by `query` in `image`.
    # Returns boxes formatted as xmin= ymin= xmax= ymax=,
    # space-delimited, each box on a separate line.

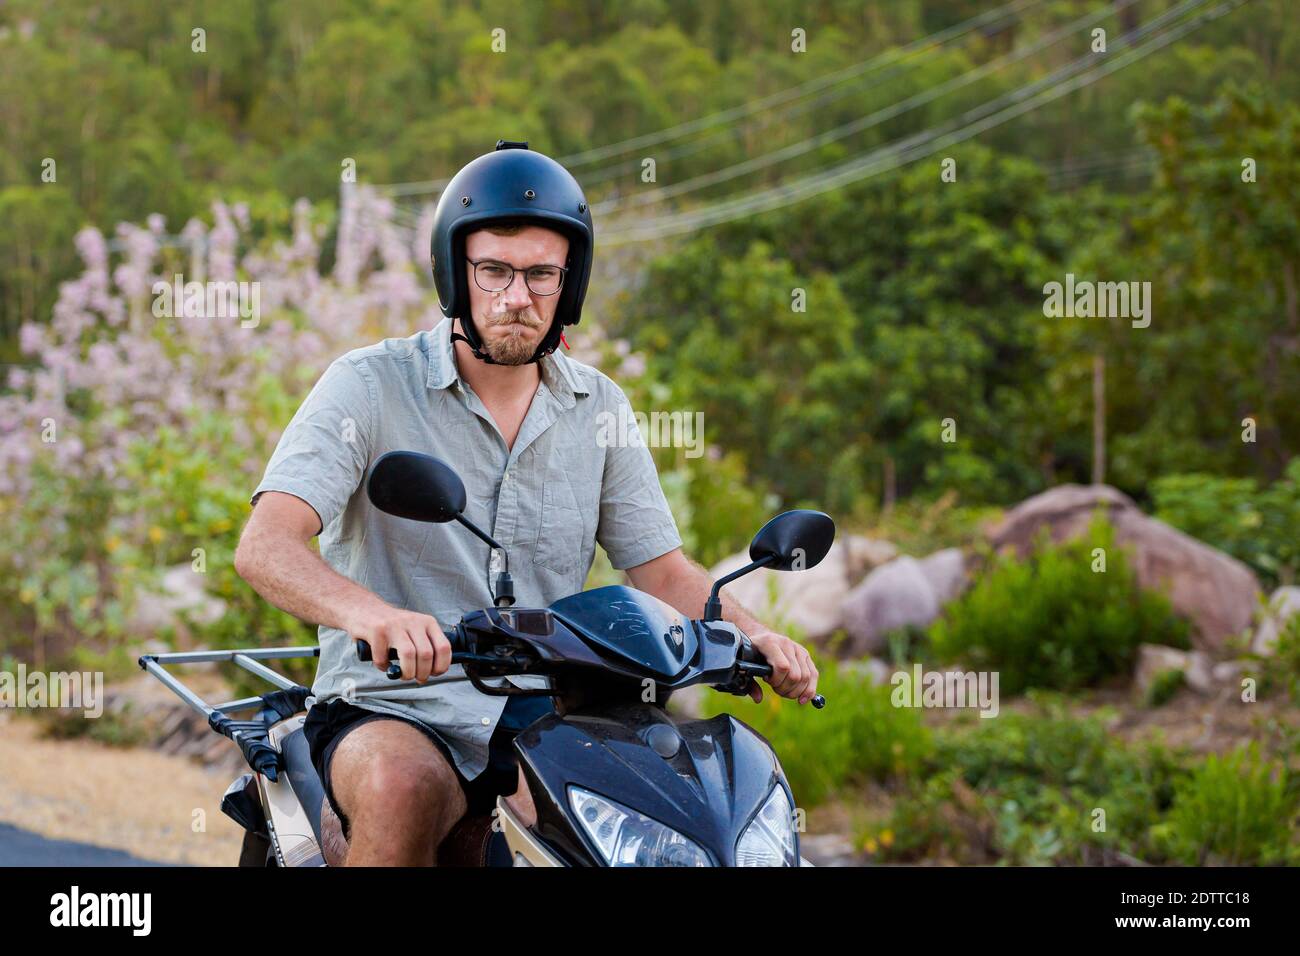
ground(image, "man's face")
xmin=462 ymin=226 xmax=570 ymax=366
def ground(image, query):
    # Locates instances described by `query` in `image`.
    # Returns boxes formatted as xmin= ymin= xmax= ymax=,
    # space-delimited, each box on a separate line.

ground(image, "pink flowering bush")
xmin=0 ymin=188 xmax=445 ymax=664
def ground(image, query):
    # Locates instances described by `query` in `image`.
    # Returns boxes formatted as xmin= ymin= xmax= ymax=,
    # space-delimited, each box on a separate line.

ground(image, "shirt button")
xmin=481 ymin=716 xmax=491 ymax=726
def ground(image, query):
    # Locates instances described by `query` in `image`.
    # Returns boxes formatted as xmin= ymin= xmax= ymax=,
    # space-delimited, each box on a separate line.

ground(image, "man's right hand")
xmin=347 ymin=604 xmax=451 ymax=682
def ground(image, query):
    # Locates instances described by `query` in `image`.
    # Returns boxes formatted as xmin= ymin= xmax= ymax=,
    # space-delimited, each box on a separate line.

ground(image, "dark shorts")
xmin=304 ymin=694 xmax=554 ymax=837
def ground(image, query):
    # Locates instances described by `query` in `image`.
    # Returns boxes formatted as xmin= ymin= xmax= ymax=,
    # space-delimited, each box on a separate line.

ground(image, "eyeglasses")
xmin=468 ymin=258 xmax=568 ymax=296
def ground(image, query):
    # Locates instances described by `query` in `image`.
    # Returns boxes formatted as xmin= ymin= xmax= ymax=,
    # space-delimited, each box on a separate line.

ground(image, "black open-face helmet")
xmin=430 ymin=140 xmax=594 ymax=364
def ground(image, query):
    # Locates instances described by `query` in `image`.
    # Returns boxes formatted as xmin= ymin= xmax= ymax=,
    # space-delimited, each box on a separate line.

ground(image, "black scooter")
xmin=141 ymin=450 xmax=833 ymax=866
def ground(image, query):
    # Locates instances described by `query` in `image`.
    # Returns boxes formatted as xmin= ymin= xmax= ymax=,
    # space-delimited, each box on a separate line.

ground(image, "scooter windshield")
xmin=549 ymin=585 xmax=698 ymax=679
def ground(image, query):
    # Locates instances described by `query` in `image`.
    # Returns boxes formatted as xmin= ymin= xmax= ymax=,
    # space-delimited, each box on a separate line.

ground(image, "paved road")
xmin=0 ymin=822 xmax=175 ymax=867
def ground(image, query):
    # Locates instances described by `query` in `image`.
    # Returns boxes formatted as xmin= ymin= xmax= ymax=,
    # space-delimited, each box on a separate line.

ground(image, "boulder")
xmin=918 ymin=548 xmax=966 ymax=605
xmin=838 ymin=549 xmax=970 ymax=658
xmin=1251 ymin=586 xmax=1300 ymax=656
xmin=710 ymin=541 xmax=853 ymax=642
xmin=986 ymin=484 xmax=1262 ymax=652
xmin=840 ymin=557 xmax=941 ymax=657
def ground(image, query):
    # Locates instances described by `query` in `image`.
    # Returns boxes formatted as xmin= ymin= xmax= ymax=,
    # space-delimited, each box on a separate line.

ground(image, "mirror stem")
xmin=703 ymin=554 xmax=775 ymax=622
xmin=452 ymin=514 xmax=514 ymax=606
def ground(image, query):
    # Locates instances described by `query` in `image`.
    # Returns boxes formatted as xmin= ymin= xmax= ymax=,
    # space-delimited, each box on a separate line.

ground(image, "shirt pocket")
xmin=533 ymin=469 xmax=586 ymax=577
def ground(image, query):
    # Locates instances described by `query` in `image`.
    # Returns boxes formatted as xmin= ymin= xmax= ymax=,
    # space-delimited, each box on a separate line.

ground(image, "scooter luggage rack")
xmin=138 ymin=646 xmax=321 ymax=780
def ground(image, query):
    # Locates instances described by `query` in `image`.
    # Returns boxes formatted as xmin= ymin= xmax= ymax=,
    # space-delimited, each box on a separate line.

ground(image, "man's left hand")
xmin=746 ymin=629 xmax=819 ymax=705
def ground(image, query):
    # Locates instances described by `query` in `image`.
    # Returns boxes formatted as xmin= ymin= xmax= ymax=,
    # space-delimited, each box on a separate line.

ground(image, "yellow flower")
xmin=880 ymin=829 xmax=894 ymax=848
xmin=148 ymin=526 xmax=165 ymax=544
xmin=211 ymin=518 xmax=232 ymax=534
xmin=106 ymin=536 xmax=122 ymax=554
xmin=863 ymin=837 xmax=878 ymax=854
xmin=19 ymin=587 xmax=36 ymax=604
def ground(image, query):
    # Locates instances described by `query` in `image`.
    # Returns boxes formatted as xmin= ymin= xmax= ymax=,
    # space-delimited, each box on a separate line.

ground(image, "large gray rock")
xmin=839 ymin=549 xmax=969 ymax=657
xmin=986 ymin=484 xmax=1262 ymax=652
xmin=919 ymin=548 xmax=966 ymax=605
xmin=1252 ymin=586 xmax=1300 ymax=656
xmin=840 ymin=557 xmax=940 ymax=657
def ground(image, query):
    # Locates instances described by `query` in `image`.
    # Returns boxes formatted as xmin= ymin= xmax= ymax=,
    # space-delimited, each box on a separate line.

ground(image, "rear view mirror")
xmin=704 ymin=509 xmax=836 ymax=621
xmin=367 ymin=451 xmax=517 ymax=608
xmin=367 ymin=451 xmax=466 ymax=523
xmin=748 ymin=510 xmax=836 ymax=572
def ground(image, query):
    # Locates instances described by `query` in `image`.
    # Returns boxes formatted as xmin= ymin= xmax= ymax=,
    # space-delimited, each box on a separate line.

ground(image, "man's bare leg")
xmin=328 ymin=720 xmax=467 ymax=866
xmin=319 ymin=797 xmax=348 ymax=867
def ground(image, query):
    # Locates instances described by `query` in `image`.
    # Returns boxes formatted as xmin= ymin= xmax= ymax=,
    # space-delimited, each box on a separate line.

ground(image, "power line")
xmin=593 ymin=0 xmax=1139 ymax=215
xmin=598 ymin=0 xmax=1245 ymax=245
xmin=557 ymin=0 xmax=1044 ymax=167
xmin=370 ymin=0 xmax=1043 ymax=197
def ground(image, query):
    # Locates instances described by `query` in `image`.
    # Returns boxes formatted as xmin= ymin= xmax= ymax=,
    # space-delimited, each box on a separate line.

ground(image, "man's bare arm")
xmin=625 ymin=548 xmax=819 ymax=704
xmin=233 ymin=491 xmax=449 ymax=681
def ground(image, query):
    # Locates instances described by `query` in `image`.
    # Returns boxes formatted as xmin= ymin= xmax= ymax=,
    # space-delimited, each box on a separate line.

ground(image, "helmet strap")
xmin=451 ymin=315 xmax=565 ymax=366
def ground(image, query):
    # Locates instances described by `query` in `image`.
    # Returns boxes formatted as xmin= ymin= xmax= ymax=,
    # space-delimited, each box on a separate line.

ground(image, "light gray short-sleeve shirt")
xmin=250 ymin=317 xmax=682 ymax=779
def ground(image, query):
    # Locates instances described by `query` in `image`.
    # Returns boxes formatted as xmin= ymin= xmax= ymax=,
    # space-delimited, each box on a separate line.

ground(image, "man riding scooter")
xmin=233 ymin=140 xmax=820 ymax=866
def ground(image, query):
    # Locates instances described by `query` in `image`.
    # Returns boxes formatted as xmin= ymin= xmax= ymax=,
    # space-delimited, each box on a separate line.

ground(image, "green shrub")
xmin=929 ymin=516 xmax=1190 ymax=694
xmin=1157 ymin=743 xmax=1298 ymax=865
xmin=701 ymin=654 xmax=932 ymax=807
xmin=869 ymin=700 xmax=1186 ymax=865
xmin=1151 ymin=459 xmax=1300 ymax=589
xmin=38 ymin=704 xmax=150 ymax=748
xmin=1258 ymin=612 xmax=1300 ymax=703
xmin=1146 ymin=668 xmax=1186 ymax=708
xmin=115 ymin=405 xmax=317 ymax=690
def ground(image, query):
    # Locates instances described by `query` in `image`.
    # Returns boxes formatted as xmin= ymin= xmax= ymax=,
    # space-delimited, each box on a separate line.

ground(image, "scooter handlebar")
xmin=738 ymin=636 xmax=826 ymax=709
xmin=355 ymin=630 xmax=461 ymax=681
xmin=354 ymin=625 xmax=824 ymax=707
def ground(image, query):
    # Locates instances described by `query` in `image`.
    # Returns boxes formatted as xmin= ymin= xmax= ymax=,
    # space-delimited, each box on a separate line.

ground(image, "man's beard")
xmin=478 ymin=310 xmax=546 ymax=365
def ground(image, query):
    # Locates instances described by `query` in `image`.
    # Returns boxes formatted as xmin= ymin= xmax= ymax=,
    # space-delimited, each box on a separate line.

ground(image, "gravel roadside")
xmin=0 ymin=713 xmax=245 ymax=867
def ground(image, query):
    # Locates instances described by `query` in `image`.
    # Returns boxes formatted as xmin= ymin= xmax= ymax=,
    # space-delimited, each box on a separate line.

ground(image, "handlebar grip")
xmin=356 ymin=630 xmax=460 ymax=680
xmin=739 ymin=638 xmax=827 ymax=708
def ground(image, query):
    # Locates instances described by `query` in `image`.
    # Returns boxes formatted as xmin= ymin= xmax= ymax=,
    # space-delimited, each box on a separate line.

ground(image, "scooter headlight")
xmin=736 ymin=785 xmax=797 ymax=867
xmin=568 ymin=786 xmax=712 ymax=867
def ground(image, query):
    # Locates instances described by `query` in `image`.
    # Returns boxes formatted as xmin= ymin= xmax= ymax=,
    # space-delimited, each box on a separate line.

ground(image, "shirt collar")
xmin=426 ymin=317 xmax=589 ymax=407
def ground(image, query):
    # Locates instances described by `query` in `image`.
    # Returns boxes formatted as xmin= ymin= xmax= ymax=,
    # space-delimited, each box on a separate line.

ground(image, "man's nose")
xmin=495 ymin=270 xmax=533 ymax=310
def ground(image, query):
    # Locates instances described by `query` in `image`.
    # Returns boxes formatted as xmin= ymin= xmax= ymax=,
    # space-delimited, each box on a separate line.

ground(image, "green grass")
xmin=702 ymin=653 xmax=932 ymax=807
